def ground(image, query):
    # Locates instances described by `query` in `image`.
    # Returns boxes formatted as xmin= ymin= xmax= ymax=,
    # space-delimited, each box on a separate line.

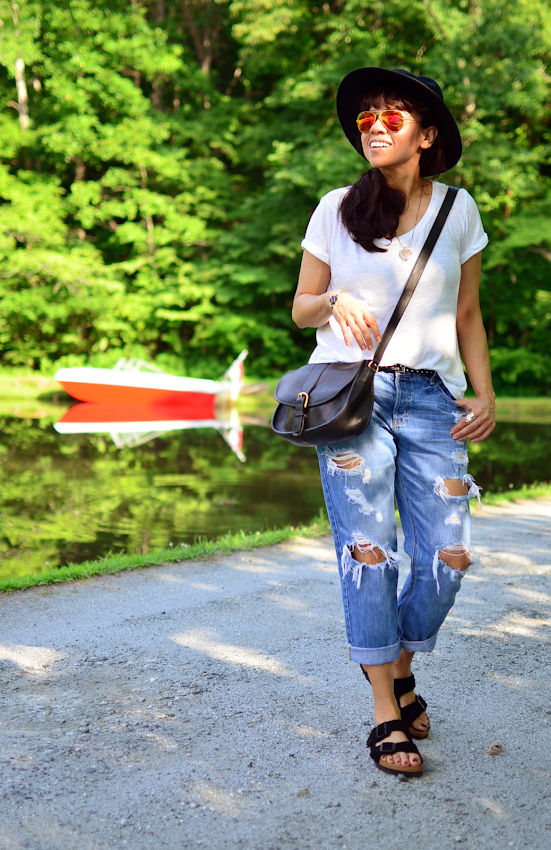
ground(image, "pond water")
xmin=1 ymin=403 xmax=550 ymax=580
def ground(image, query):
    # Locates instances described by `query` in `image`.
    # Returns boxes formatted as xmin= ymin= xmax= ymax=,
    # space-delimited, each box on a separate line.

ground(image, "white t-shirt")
xmin=301 ymin=181 xmax=488 ymax=399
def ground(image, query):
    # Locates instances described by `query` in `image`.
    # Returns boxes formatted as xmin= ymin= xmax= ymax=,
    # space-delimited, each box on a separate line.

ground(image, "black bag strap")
xmin=370 ymin=186 xmax=459 ymax=370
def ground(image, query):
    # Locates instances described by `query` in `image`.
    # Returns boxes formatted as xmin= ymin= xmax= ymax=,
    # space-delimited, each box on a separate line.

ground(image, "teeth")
xmin=370 ymin=142 xmax=390 ymax=148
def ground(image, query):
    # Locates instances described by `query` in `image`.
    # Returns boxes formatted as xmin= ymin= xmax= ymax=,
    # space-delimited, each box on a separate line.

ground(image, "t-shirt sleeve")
xmin=459 ymin=190 xmax=489 ymax=264
xmin=300 ymin=193 xmax=337 ymax=265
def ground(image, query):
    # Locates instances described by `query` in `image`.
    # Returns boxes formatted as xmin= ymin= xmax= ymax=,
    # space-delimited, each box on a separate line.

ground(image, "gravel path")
xmin=1 ymin=500 xmax=551 ymax=850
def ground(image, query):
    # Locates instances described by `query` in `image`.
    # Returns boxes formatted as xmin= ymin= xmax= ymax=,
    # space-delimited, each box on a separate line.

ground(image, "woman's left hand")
xmin=451 ymin=396 xmax=496 ymax=444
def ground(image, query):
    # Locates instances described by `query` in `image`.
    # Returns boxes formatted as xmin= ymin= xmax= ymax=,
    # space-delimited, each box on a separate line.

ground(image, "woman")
xmin=292 ymin=67 xmax=495 ymax=776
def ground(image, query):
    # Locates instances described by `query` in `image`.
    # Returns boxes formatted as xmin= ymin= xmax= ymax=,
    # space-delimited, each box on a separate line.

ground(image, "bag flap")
xmin=274 ymin=362 xmax=363 ymax=406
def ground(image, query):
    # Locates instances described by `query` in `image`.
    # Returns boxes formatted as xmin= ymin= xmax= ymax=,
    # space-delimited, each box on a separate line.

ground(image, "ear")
xmin=420 ymin=126 xmax=438 ymax=149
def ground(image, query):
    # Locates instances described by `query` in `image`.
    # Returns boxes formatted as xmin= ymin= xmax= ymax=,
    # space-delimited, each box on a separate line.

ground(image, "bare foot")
xmin=397 ymin=688 xmax=430 ymax=735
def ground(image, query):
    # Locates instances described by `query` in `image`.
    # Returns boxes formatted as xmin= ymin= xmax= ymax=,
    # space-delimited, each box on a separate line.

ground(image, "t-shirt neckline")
xmin=393 ymin=182 xmax=440 ymax=242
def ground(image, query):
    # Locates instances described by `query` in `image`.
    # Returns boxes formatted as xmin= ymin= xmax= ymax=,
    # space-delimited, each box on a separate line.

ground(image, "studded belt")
xmin=374 ymin=363 xmax=435 ymax=376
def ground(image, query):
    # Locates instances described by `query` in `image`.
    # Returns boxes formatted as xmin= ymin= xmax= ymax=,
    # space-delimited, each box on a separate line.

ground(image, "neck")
xmin=379 ymin=165 xmax=424 ymax=203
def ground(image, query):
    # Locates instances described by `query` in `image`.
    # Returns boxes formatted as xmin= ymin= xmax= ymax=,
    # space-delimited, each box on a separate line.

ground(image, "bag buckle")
xmin=367 ymin=361 xmax=380 ymax=373
xmin=292 ymin=392 xmax=309 ymax=436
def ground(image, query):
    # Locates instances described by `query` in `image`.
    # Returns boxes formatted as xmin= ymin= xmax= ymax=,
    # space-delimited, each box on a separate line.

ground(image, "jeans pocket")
xmin=434 ymin=379 xmax=460 ymax=405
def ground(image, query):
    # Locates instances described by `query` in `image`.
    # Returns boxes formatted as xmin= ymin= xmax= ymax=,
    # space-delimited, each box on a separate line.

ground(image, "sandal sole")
xmin=409 ymin=726 xmax=430 ymax=740
xmin=373 ymin=760 xmax=423 ymax=777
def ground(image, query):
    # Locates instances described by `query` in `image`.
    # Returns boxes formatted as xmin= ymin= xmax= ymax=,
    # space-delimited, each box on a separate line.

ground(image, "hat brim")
xmin=336 ymin=67 xmax=462 ymax=173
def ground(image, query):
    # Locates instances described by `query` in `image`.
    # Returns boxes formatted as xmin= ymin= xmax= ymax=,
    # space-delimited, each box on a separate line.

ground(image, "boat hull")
xmin=57 ymin=381 xmax=217 ymax=409
xmin=54 ymin=367 xmax=224 ymax=408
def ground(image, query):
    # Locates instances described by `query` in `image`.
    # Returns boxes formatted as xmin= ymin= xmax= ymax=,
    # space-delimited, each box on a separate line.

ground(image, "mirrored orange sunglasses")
xmin=356 ymin=110 xmax=412 ymax=134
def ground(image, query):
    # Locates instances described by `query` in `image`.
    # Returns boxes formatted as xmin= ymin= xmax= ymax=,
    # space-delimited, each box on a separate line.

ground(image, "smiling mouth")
xmin=370 ymin=141 xmax=391 ymax=149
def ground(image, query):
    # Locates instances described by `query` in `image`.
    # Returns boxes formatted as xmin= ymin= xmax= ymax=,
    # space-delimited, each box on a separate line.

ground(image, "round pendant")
xmin=399 ymin=247 xmax=413 ymax=261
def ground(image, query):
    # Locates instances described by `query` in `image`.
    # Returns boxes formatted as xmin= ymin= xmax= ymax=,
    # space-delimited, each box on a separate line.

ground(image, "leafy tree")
xmin=0 ymin=0 xmax=550 ymax=391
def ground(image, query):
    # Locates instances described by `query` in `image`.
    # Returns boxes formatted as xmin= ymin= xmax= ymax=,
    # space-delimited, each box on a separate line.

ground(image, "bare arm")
xmin=451 ymin=251 xmax=496 ymax=444
xmin=292 ymin=250 xmax=381 ymax=352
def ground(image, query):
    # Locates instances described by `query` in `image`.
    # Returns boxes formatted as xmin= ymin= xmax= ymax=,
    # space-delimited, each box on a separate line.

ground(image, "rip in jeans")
xmin=432 ymin=542 xmax=474 ymax=594
xmin=433 ymin=474 xmax=482 ymax=506
xmin=342 ymin=534 xmax=400 ymax=589
xmin=327 ymin=451 xmax=372 ymax=483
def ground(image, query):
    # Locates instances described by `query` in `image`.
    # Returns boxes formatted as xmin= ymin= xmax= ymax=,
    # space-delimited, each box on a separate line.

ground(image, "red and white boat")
xmin=54 ymin=350 xmax=248 ymax=407
xmin=53 ymin=350 xmax=248 ymax=460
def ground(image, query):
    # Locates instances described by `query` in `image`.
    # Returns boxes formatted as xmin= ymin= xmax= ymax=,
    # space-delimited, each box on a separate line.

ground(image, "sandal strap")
xmin=366 ymin=719 xmax=409 ymax=747
xmin=393 ymin=674 xmax=416 ymax=700
xmin=400 ymin=694 xmax=428 ymax=726
xmin=360 ymin=666 xmax=370 ymax=684
xmin=376 ymin=740 xmax=422 ymax=757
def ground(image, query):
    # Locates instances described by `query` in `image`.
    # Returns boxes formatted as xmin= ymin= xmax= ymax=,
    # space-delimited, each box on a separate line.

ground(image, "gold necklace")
xmin=396 ymin=190 xmax=423 ymax=261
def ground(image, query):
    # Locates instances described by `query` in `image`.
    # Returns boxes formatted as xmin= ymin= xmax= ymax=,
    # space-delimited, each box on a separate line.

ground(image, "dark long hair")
xmin=340 ymin=89 xmax=447 ymax=253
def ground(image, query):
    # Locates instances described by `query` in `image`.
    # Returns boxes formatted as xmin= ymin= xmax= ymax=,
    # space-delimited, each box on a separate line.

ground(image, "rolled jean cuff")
xmin=347 ymin=641 xmax=401 ymax=666
xmin=400 ymin=635 xmax=438 ymax=654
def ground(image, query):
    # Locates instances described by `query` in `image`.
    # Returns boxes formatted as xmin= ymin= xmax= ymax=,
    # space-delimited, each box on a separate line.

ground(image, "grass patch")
xmin=0 ymin=513 xmax=332 ymax=594
xmin=495 ymin=397 xmax=551 ymax=424
xmin=476 ymin=480 xmax=551 ymax=506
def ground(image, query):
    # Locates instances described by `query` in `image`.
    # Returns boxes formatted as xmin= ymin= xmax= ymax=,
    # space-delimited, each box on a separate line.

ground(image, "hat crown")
xmin=391 ymin=69 xmax=444 ymax=102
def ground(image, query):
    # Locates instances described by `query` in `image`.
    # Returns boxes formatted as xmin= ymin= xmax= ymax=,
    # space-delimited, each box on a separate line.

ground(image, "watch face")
xmin=329 ymin=295 xmax=338 ymax=306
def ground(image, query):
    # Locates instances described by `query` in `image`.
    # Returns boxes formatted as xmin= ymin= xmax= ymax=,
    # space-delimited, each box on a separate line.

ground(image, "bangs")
xmin=358 ymin=88 xmax=434 ymax=128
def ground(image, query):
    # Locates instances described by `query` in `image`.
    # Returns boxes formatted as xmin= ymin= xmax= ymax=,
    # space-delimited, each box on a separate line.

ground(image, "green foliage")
xmin=0 ymin=0 xmax=550 ymax=388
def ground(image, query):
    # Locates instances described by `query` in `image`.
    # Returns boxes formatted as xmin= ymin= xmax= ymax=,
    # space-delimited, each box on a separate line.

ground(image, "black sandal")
xmin=394 ymin=674 xmax=430 ymax=740
xmin=360 ymin=668 xmax=430 ymax=740
xmin=366 ymin=720 xmax=423 ymax=777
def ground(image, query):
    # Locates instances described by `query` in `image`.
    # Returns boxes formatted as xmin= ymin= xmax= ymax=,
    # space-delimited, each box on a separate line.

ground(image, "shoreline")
xmin=2 ymin=481 xmax=551 ymax=594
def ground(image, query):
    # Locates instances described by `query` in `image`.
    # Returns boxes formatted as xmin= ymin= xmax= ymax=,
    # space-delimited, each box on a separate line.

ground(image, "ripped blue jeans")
xmin=317 ymin=371 xmax=480 ymax=666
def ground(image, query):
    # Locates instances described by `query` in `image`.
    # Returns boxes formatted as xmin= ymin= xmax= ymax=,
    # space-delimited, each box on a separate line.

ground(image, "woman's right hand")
xmin=331 ymin=291 xmax=382 ymax=352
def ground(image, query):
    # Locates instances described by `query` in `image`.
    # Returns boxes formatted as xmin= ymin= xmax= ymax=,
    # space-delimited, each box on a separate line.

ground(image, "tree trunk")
xmin=181 ymin=0 xmax=216 ymax=75
xmin=155 ymin=0 xmax=166 ymax=23
xmin=11 ymin=4 xmax=29 ymax=130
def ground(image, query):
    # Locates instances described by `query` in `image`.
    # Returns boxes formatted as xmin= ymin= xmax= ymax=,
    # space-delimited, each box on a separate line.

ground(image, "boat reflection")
xmin=54 ymin=401 xmax=246 ymax=461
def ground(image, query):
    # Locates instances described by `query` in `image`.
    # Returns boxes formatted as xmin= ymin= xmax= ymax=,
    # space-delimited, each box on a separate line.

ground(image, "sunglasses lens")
xmin=357 ymin=112 xmax=376 ymax=133
xmin=382 ymin=111 xmax=404 ymax=132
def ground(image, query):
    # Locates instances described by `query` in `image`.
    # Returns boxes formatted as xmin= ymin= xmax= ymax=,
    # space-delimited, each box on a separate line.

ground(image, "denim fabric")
xmin=317 ymin=371 xmax=480 ymax=666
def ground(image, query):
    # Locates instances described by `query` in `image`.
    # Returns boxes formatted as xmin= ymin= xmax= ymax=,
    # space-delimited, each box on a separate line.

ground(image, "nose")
xmin=370 ymin=115 xmax=386 ymax=133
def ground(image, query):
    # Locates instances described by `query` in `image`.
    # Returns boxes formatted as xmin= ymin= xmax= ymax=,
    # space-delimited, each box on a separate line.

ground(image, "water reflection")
xmin=0 ymin=407 xmax=550 ymax=580
xmin=54 ymin=402 xmax=246 ymax=461
xmin=0 ymin=415 xmax=323 ymax=579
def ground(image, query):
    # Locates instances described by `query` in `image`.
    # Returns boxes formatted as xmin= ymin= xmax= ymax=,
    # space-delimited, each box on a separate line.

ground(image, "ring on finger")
xmin=465 ymin=412 xmax=476 ymax=424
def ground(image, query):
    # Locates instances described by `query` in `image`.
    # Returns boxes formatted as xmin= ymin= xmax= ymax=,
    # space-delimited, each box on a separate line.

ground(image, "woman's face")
xmin=360 ymin=104 xmax=437 ymax=171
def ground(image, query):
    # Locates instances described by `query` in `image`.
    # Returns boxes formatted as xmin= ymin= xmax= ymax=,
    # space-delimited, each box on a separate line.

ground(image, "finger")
xmin=471 ymin=422 xmax=496 ymax=444
xmin=450 ymin=410 xmax=482 ymax=434
xmin=362 ymin=312 xmax=382 ymax=343
xmin=452 ymin=412 xmax=488 ymax=434
xmin=453 ymin=416 xmax=487 ymax=435
xmin=453 ymin=419 xmax=490 ymax=441
xmin=343 ymin=308 xmax=375 ymax=348
xmin=338 ymin=320 xmax=352 ymax=347
xmin=368 ymin=316 xmax=381 ymax=342
xmin=348 ymin=321 xmax=370 ymax=351
xmin=346 ymin=315 xmax=372 ymax=350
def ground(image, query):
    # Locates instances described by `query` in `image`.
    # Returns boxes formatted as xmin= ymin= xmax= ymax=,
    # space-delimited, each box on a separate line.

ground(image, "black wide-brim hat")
xmin=336 ymin=67 xmax=462 ymax=173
